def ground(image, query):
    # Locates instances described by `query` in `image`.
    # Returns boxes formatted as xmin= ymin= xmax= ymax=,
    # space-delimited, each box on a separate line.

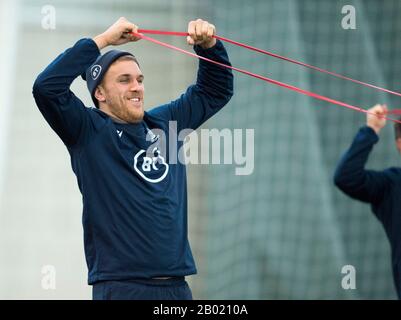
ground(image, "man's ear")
xmin=396 ymin=138 xmax=401 ymax=154
xmin=94 ymin=85 xmax=106 ymax=103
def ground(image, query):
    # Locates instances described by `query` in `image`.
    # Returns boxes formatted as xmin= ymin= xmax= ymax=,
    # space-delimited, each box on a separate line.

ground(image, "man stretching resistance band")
xmin=33 ymin=17 xmax=233 ymax=300
xmin=334 ymin=104 xmax=401 ymax=299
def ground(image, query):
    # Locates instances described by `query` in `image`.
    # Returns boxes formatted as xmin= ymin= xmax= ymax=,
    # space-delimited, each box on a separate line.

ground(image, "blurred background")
xmin=0 ymin=0 xmax=400 ymax=299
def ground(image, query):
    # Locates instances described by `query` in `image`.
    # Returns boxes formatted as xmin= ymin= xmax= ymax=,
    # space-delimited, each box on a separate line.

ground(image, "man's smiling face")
xmin=95 ymin=56 xmax=145 ymax=123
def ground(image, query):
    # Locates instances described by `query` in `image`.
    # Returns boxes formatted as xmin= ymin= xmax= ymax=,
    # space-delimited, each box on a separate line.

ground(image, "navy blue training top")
xmin=334 ymin=126 xmax=401 ymax=298
xmin=32 ymin=38 xmax=233 ymax=285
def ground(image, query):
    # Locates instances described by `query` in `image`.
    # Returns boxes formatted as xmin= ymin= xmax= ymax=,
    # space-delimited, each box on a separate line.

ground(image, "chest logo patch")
xmin=133 ymin=147 xmax=169 ymax=183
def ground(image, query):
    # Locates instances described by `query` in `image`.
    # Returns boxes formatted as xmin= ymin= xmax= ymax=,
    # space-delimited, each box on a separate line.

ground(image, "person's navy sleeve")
xmin=148 ymin=40 xmax=234 ymax=131
xmin=32 ymin=38 xmax=100 ymax=148
xmin=333 ymin=125 xmax=391 ymax=205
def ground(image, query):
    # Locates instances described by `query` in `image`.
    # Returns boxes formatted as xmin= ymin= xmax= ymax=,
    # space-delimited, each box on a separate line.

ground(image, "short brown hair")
xmin=115 ymin=54 xmax=140 ymax=68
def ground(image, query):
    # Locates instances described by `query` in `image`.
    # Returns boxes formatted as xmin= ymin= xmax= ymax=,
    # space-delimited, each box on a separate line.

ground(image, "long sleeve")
xmin=333 ymin=126 xmax=392 ymax=205
xmin=148 ymin=39 xmax=234 ymax=132
xmin=32 ymin=38 xmax=100 ymax=147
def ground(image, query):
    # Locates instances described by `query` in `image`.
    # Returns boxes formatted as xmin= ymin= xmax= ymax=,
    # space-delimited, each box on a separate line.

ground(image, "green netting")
xmin=189 ymin=0 xmax=400 ymax=299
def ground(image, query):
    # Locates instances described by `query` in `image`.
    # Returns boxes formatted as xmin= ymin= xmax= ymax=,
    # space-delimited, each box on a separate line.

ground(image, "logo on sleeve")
xmin=133 ymin=147 xmax=169 ymax=183
xmin=91 ymin=65 xmax=102 ymax=80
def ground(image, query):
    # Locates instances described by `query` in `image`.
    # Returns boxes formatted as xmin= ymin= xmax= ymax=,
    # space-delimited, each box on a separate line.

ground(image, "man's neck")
xmin=98 ymin=107 xmax=128 ymax=124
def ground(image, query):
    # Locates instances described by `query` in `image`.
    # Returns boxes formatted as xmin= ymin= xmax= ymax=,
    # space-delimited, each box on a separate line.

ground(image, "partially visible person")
xmin=334 ymin=104 xmax=401 ymax=299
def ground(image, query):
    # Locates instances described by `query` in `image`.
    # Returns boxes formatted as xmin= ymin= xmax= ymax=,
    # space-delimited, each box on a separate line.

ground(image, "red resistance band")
xmin=130 ymin=29 xmax=401 ymax=124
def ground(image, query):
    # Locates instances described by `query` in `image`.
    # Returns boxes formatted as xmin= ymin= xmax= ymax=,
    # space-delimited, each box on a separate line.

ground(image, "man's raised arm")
xmin=334 ymin=104 xmax=391 ymax=204
xmin=32 ymin=17 xmax=140 ymax=147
